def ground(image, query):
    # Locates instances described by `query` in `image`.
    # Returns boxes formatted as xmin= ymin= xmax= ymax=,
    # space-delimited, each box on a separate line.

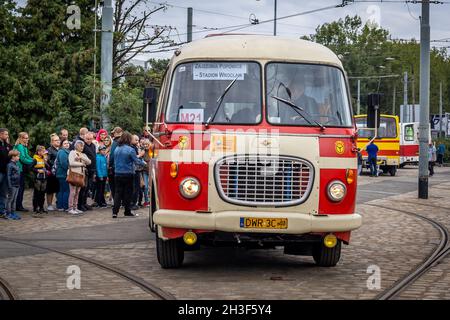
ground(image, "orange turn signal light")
xmin=170 ymin=162 xmax=178 ymax=178
xmin=346 ymin=169 xmax=355 ymax=184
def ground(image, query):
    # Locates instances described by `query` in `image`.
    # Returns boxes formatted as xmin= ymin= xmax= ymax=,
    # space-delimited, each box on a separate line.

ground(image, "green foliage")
xmin=305 ymin=16 xmax=450 ymax=116
xmin=106 ymin=84 xmax=144 ymax=133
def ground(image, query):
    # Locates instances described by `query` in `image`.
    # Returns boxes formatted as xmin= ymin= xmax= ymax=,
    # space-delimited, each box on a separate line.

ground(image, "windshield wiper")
xmin=271 ymin=95 xmax=325 ymax=131
xmin=205 ymin=76 xmax=239 ymax=127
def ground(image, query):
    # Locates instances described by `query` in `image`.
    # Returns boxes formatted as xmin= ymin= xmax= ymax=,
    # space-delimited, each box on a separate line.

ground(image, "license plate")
xmin=240 ymin=217 xmax=288 ymax=229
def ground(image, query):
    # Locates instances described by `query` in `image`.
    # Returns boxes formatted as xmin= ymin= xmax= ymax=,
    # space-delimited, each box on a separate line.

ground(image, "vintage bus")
xmin=399 ymin=122 xmax=420 ymax=167
xmin=147 ymin=35 xmax=362 ymax=268
xmin=354 ymin=114 xmax=400 ymax=176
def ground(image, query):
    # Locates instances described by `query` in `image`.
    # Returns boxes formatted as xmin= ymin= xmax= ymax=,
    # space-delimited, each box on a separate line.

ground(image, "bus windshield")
xmin=266 ymin=63 xmax=352 ymax=127
xmin=355 ymin=117 xmax=397 ymax=138
xmin=166 ymin=62 xmax=261 ymax=124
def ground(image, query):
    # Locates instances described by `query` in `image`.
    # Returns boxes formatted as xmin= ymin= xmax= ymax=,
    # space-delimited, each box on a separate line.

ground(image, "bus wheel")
xmin=389 ymin=166 xmax=397 ymax=176
xmin=312 ymin=239 xmax=341 ymax=267
xmin=156 ymin=228 xmax=184 ymax=269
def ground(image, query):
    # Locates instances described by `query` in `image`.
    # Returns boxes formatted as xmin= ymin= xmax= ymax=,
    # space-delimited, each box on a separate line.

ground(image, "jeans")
xmin=6 ymin=187 xmax=19 ymax=213
xmin=429 ymin=161 xmax=435 ymax=176
xmin=113 ymin=175 xmax=134 ymax=215
xmin=142 ymin=172 xmax=149 ymax=203
xmin=369 ymin=157 xmax=377 ymax=176
xmin=78 ymin=171 xmax=94 ymax=208
xmin=15 ymin=172 xmax=26 ymax=209
xmin=69 ymin=184 xmax=81 ymax=210
xmin=95 ymin=177 xmax=106 ymax=206
xmin=0 ymin=172 xmax=8 ymax=213
xmin=132 ymin=172 xmax=141 ymax=205
xmin=57 ymin=177 xmax=70 ymax=210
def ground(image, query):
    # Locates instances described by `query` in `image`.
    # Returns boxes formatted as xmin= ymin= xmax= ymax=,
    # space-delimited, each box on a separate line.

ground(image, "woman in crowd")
xmin=55 ymin=139 xmax=70 ymax=211
xmin=95 ymin=129 xmax=109 ymax=149
xmin=46 ymin=133 xmax=60 ymax=211
xmin=14 ymin=132 xmax=35 ymax=211
xmin=68 ymin=140 xmax=91 ymax=215
xmin=112 ymin=132 xmax=145 ymax=218
xmin=141 ymin=138 xmax=152 ymax=207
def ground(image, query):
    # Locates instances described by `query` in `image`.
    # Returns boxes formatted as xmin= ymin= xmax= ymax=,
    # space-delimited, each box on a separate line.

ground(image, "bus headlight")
xmin=327 ymin=180 xmax=346 ymax=202
xmin=179 ymin=177 xmax=201 ymax=199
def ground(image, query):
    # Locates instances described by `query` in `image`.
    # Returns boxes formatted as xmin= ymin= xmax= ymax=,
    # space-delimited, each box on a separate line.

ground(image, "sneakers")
xmin=47 ymin=205 xmax=56 ymax=211
xmin=143 ymin=202 xmax=150 ymax=208
xmin=68 ymin=209 xmax=80 ymax=215
xmin=131 ymin=205 xmax=139 ymax=210
xmin=124 ymin=212 xmax=139 ymax=218
xmin=5 ymin=212 xmax=20 ymax=220
xmin=112 ymin=213 xmax=118 ymax=219
xmin=57 ymin=208 xmax=65 ymax=212
xmin=75 ymin=209 xmax=83 ymax=214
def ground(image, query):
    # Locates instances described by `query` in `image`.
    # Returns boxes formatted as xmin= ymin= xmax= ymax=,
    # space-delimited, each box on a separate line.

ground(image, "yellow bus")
xmin=354 ymin=114 xmax=400 ymax=176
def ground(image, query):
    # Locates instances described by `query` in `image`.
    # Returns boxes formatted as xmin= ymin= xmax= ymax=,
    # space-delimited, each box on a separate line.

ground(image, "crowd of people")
xmin=0 ymin=126 xmax=153 ymax=220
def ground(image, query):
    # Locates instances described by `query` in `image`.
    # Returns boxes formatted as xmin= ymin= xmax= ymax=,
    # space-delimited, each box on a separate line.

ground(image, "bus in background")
xmin=354 ymin=114 xmax=400 ymax=176
xmin=399 ymin=122 xmax=419 ymax=168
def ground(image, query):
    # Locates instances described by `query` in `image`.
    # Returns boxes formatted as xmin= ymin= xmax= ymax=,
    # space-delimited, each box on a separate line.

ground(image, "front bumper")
xmin=153 ymin=210 xmax=362 ymax=234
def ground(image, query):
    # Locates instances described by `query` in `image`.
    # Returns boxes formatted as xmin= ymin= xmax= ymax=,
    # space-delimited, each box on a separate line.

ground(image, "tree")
xmin=305 ymin=15 xmax=450 ymax=116
xmin=112 ymin=0 xmax=175 ymax=81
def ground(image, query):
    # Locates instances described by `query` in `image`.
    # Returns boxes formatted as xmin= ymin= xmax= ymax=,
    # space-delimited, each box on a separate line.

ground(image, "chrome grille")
xmin=215 ymin=155 xmax=314 ymax=207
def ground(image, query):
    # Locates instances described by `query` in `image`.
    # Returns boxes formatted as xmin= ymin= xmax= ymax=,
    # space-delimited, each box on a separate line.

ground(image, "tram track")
xmin=366 ymin=203 xmax=450 ymax=300
xmin=0 ymin=236 xmax=175 ymax=300
xmin=0 ymin=276 xmax=17 ymax=300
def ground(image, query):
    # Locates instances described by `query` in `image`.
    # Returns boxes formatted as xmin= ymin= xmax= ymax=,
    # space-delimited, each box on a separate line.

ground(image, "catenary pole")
xmin=357 ymin=79 xmax=360 ymax=115
xmin=100 ymin=0 xmax=113 ymax=130
xmin=403 ymin=71 xmax=408 ymax=122
xmin=187 ymin=7 xmax=193 ymax=42
xmin=439 ymin=81 xmax=443 ymax=137
xmin=418 ymin=0 xmax=430 ymax=199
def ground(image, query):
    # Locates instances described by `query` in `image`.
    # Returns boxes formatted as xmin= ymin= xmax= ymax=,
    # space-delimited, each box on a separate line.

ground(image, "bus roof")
xmin=171 ymin=35 xmax=343 ymax=68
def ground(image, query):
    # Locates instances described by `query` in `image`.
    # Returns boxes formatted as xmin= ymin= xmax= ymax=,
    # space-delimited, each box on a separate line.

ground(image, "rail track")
xmin=0 ymin=236 xmax=175 ymax=300
xmin=367 ymin=203 xmax=450 ymax=300
xmin=0 ymin=276 xmax=17 ymax=300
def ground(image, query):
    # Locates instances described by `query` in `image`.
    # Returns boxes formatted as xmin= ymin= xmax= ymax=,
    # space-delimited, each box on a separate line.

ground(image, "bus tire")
xmin=312 ymin=240 xmax=341 ymax=267
xmin=156 ymin=228 xmax=184 ymax=269
xmin=389 ymin=166 xmax=397 ymax=176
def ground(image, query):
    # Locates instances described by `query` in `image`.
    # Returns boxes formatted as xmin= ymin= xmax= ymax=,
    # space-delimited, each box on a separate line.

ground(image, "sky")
xmin=132 ymin=0 xmax=450 ymax=62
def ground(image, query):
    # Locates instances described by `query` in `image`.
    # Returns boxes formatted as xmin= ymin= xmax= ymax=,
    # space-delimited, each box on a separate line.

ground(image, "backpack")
xmin=51 ymin=157 xmax=58 ymax=176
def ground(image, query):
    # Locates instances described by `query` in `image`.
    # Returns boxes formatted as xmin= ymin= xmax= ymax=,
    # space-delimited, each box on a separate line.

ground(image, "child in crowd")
xmin=4 ymin=150 xmax=21 ymax=220
xmin=32 ymin=145 xmax=50 ymax=215
xmin=95 ymin=145 xmax=108 ymax=208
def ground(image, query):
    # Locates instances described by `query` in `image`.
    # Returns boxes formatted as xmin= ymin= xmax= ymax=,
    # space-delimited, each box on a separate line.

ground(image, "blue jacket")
xmin=96 ymin=154 xmax=108 ymax=178
xmin=114 ymin=145 xmax=145 ymax=176
xmin=55 ymin=148 xmax=70 ymax=179
xmin=7 ymin=161 xmax=20 ymax=188
xmin=366 ymin=143 xmax=379 ymax=159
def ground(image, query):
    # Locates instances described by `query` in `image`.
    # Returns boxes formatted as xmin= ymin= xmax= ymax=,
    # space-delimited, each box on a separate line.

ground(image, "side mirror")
xmin=367 ymin=93 xmax=381 ymax=129
xmin=143 ymin=86 xmax=158 ymax=124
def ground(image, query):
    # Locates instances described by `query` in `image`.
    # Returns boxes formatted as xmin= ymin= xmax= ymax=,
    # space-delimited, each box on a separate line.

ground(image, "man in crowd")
xmin=108 ymin=127 xmax=123 ymax=200
xmin=60 ymin=128 xmax=70 ymax=143
xmin=77 ymin=132 xmax=96 ymax=211
xmin=366 ymin=140 xmax=379 ymax=177
xmin=0 ymin=128 xmax=12 ymax=218
xmin=71 ymin=127 xmax=88 ymax=151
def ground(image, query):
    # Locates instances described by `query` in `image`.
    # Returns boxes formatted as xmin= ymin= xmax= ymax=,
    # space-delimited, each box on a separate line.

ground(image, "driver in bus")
xmin=279 ymin=73 xmax=319 ymax=124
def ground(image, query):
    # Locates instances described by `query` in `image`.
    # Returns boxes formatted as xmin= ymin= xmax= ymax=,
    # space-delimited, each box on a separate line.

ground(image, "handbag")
xmin=66 ymin=168 xmax=85 ymax=187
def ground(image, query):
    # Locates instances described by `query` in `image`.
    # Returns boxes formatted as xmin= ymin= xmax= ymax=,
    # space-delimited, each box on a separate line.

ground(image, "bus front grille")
xmin=214 ymin=155 xmax=314 ymax=207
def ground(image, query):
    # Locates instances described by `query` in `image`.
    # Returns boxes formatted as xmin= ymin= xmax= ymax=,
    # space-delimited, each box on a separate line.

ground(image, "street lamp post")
xmin=273 ymin=0 xmax=277 ymax=36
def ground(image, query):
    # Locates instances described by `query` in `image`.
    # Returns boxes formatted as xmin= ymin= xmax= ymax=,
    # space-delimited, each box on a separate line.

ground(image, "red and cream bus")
xmin=399 ymin=122 xmax=420 ymax=167
xmin=147 ymin=35 xmax=362 ymax=268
